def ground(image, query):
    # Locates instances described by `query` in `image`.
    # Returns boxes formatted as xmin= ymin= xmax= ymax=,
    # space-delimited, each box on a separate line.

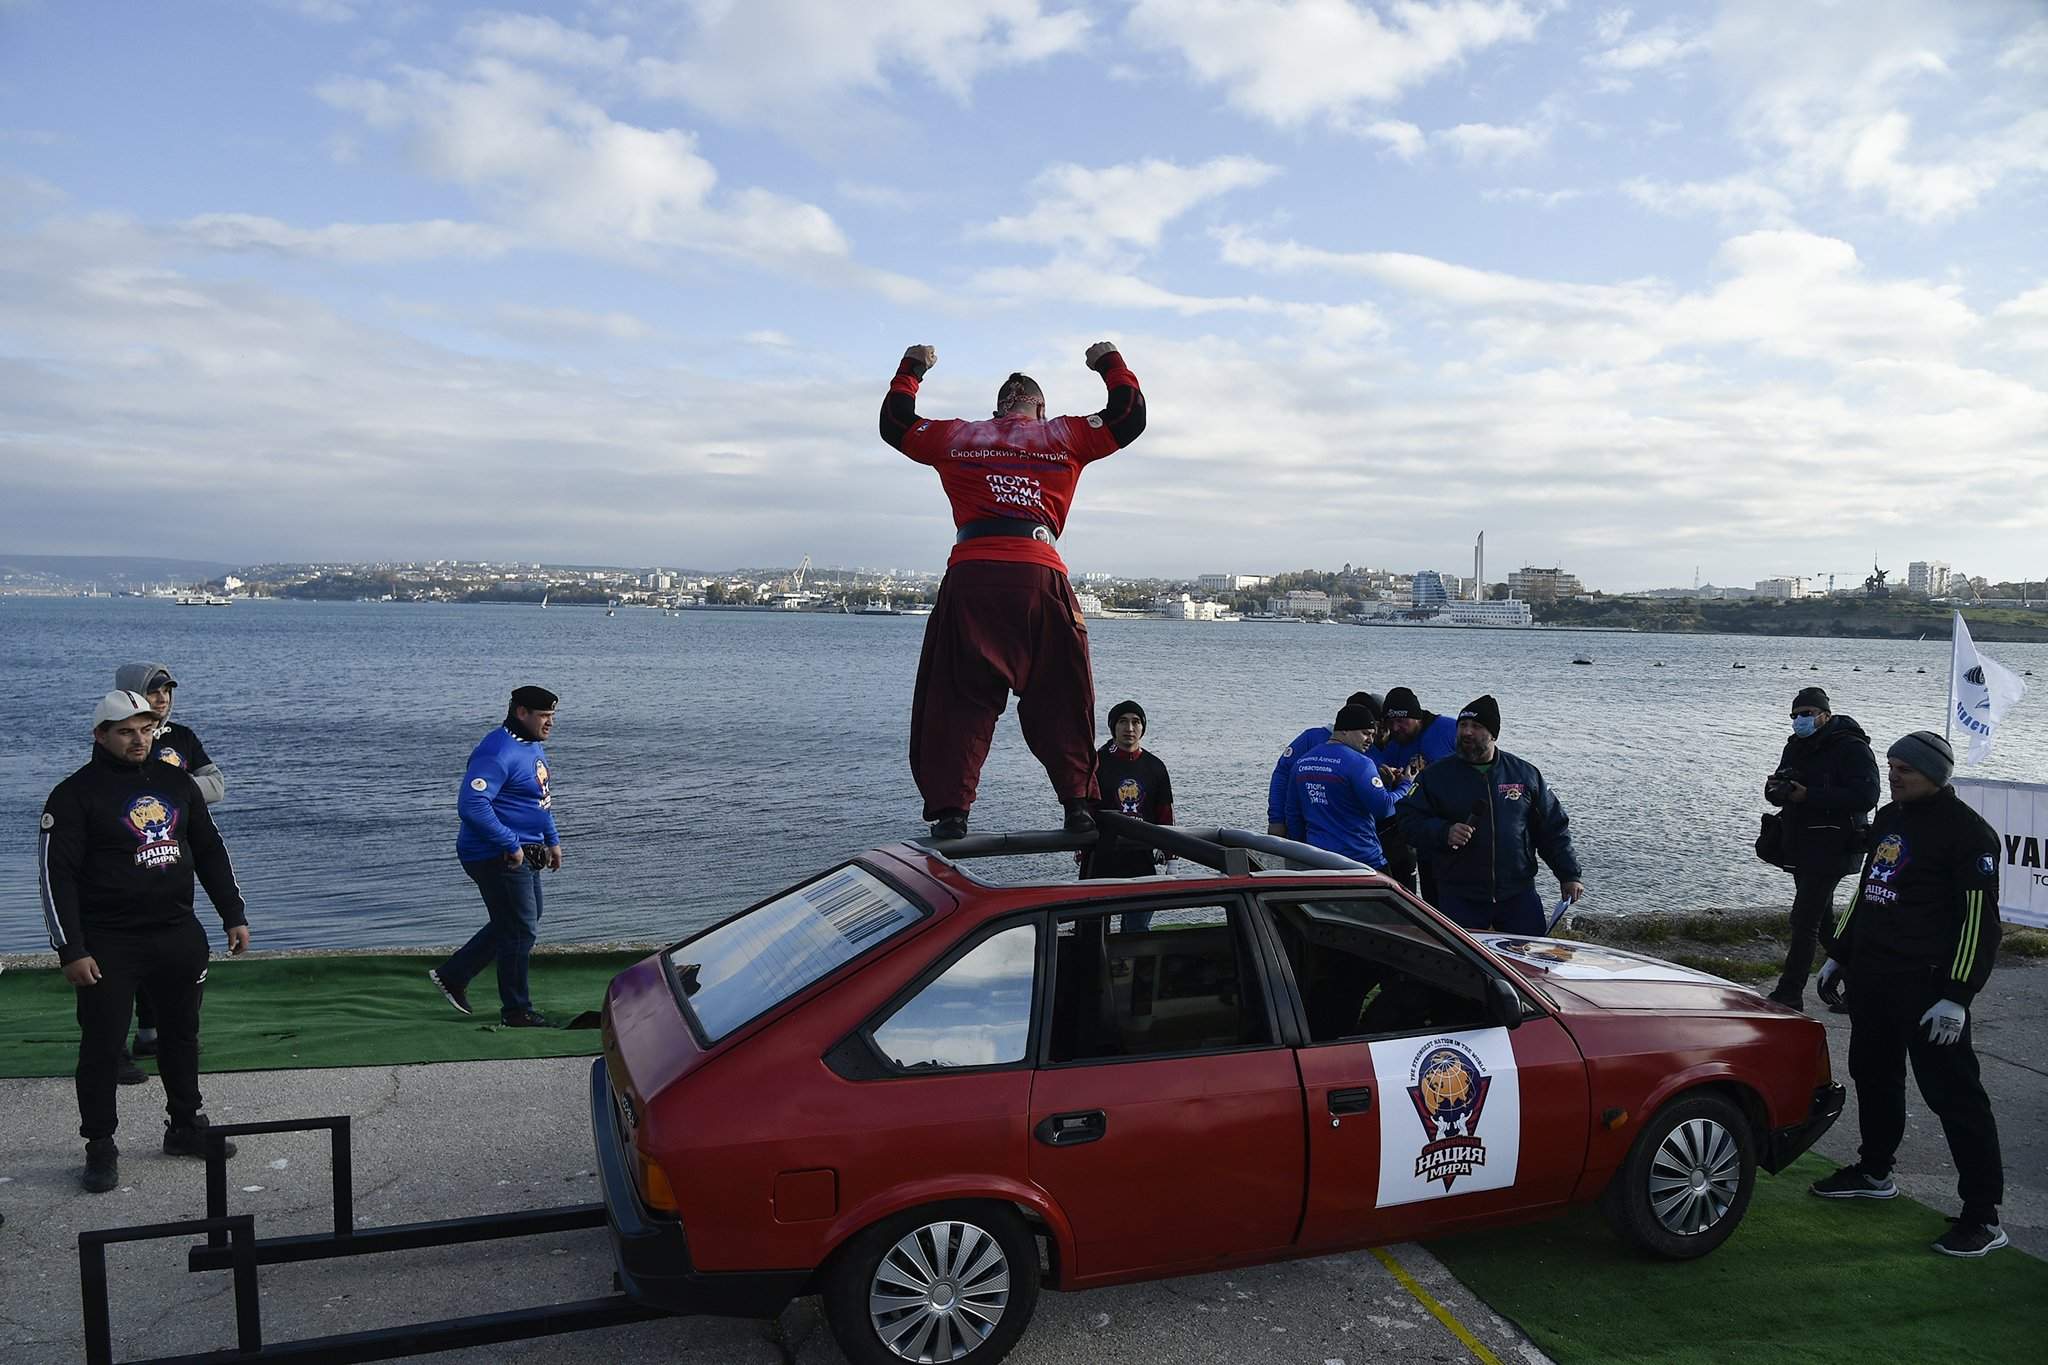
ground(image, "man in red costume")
xmin=881 ymin=341 xmax=1147 ymax=839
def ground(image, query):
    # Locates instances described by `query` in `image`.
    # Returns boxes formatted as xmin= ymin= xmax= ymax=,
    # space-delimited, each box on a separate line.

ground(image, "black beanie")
xmin=1382 ymin=686 xmax=1421 ymax=720
xmin=510 ymin=685 xmax=559 ymax=711
xmin=1458 ymin=695 xmax=1501 ymax=739
xmin=1346 ymin=690 xmax=1384 ymax=720
xmin=1334 ymin=703 xmax=1377 ymax=733
xmin=1887 ymin=730 xmax=1954 ymax=786
xmin=1107 ymin=699 xmax=1146 ymax=730
xmin=1791 ymin=686 xmax=1830 ymax=713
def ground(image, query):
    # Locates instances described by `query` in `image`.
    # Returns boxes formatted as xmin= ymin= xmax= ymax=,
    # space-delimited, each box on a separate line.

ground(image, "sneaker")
xmin=928 ymin=811 xmax=968 ymax=841
xmin=81 ymin=1139 xmax=119 ymax=1193
xmin=428 ymin=968 xmax=472 ymax=1016
xmin=1933 ymin=1220 xmax=2009 ymax=1258
xmin=1810 ymin=1166 xmax=1897 ymax=1200
xmin=500 ymin=1009 xmax=551 ymax=1029
xmin=1063 ymin=801 xmax=1098 ymax=835
xmin=163 ymin=1114 xmax=236 ymax=1159
xmin=116 ymin=1049 xmax=148 ymax=1086
xmin=132 ymin=1031 xmax=159 ymax=1057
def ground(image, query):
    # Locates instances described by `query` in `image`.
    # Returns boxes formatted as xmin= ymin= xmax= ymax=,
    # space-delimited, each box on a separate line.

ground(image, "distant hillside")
xmin=0 ymin=554 xmax=239 ymax=589
xmin=1538 ymin=595 xmax=2048 ymax=643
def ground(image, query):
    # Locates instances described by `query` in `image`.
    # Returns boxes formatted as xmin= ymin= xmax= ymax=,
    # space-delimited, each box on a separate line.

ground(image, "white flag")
xmin=1950 ymin=611 xmax=2028 ymax=764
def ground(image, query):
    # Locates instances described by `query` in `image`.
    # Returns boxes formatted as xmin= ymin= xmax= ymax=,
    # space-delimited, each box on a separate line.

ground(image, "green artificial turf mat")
xmin=0 ymin=953 xmax=650 ymax=1075
xmin=1428 ymin=1152 xmax=2047 ymax=1365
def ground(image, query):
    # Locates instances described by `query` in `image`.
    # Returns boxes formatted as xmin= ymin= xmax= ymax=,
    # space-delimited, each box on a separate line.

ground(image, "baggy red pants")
xmin=910 ymin=560 xmax=1097 ymax=820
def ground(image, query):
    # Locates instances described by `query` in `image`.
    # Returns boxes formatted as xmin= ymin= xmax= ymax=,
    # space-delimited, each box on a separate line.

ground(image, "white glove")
xmin=1920 ymin=999 xmax=1966 ymax=1046
xmin=1816 ymin=958 xmax=1844 ymax=1007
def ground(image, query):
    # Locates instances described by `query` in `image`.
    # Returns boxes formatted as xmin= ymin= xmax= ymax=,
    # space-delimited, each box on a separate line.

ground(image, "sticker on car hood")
xmin=1370 ymin=1027 xmax=1521 ymax=1208
xmin=1476 ymin=934 xmax=1735 ymax=986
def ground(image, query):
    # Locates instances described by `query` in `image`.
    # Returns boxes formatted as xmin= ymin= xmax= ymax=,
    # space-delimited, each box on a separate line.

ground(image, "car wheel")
xmin=1601 ymin=1091 xmax=1756 ymax=1260
xmin=820 ymin=1202 xmax=1040 ymax=1365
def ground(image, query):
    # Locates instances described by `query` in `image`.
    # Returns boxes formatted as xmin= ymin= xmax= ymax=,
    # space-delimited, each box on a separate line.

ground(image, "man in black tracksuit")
xmin=1763 ymin=686 xmax=1879 ymax=1009
xmin=1809 ymin=731 xmax=2006 ymax=1258
xmin=1082 ymin=699 xmax=1174 ymax=883
xmin=39 ymin=691 xmax=251 ymax=1192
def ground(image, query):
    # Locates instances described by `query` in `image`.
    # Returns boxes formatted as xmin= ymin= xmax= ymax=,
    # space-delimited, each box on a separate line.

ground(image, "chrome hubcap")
xmin=869 ymin=1220 xmax=1010 ymax=1362
xmin=1648 ymin=1117 xmax=1742 ymax=1235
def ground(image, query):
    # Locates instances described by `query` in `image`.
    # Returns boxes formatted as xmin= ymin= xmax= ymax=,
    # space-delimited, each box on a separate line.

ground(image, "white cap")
xmin=94 ymin=690 xmax=156 ymax=728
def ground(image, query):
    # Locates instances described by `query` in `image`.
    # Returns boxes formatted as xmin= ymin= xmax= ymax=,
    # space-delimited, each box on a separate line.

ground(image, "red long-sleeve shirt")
xmin=880 ymin=353 xmax=1146 ymax=572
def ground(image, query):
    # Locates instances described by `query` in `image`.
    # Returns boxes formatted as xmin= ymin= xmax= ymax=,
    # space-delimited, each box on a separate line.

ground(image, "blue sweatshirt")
xmin=1267 ymin=725 xmax=1334 ymax=826
xmin=1284 ymin=740 xmax=1414 ymax=870
xmin=1371 ymin=713 xmax=1459 ymax=772
xmin=456 ymin=726 xmax=559 ymax=861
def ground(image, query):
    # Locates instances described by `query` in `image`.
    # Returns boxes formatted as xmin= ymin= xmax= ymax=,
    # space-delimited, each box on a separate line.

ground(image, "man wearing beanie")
xmin=430 ymin=685 xmax=562 ymax=1027
xmin=881 ymin=340 xmax=1146 ymax=841
xmin=39 ymin=691 xmax=251 ymax=1192
xmin=1398 ymin=695 xmax=1583 ymax=933
xmin=1371 ymin=687 xmax=1459 ymax=899
xmin=1283 ymin=703 xmax=1414 ymax=871
xmin=1809 ymin=730 xmax=2007 ymax=1258
xmin=1082 ymin=701 xmax=1175 ymax=902
xmin=1265 ymin=690 xmax=1382 ymax=835
xmin=1761 ymin=686 xmax=1879 ymax=1010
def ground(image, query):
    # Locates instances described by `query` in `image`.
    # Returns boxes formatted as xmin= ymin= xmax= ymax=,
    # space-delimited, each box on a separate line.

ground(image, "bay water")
xmin=4 ymin=597 xmax=2042 ymax=954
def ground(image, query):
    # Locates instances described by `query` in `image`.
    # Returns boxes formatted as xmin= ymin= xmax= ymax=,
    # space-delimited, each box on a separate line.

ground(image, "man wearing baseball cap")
xmin=1397 ymin=695 xmax=1583 ymax=932
xmin=39 ymin=691 xmax=251 ymax=1192
xmin=429 ymin=685 xmax=562 ymax=1027
xmin=1809 ymin=731 xmax=2007 ymax=1258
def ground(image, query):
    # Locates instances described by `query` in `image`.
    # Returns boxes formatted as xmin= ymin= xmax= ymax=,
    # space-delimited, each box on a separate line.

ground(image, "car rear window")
xmin=668 ymin=864 xmax=927 ymax=1043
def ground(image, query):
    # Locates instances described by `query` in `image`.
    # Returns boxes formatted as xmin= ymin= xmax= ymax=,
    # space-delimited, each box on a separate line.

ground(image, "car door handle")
xmin=1328 ymin=1087 xmax=1374 ymax=1116
xmin=1034 ymin=1110 xmax=1107 ymax=1147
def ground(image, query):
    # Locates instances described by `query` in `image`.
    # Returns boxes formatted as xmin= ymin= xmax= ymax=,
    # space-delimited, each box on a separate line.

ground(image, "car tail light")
xmin=634 ymin=1140 xmax=679 ymax=1214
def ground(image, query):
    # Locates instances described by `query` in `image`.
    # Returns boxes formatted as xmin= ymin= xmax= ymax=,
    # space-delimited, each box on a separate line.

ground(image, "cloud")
xmin=1587 ymin=17 xmax=1704 ymax=72
xmin=1436 ymin=120 xmax=1548 ymax=163
xmin=975 ymin=156 xmax=1279 ymax=254
xmin=1357 ymin=119 xmax=1426 ymax=159
xmin=319 ymin=57 xmax=848 ymax=263
xmin=174 ymin=213 xmax=515 ymax=263
xmin=1622 ymin=174 xmax=1794 ymax=226
xmin=490 ymin=303 xmax=655 ymax=343
xmin=1126 ymin=0 xmax=1546 ymax=127
xmin=1481 ymin=186 xmax=1584 ymax=209
xmin=634 ymin=0 xmax=1091 ymax=124
xmin=460 ymin=13 xmax=630 ymax=69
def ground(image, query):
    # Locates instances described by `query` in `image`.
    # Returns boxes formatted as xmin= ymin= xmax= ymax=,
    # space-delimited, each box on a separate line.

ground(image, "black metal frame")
xmin=919 ymin=811 xmax=1377 ymax=878
xmin=79 ymin=1115 xmax=668 ymax=1365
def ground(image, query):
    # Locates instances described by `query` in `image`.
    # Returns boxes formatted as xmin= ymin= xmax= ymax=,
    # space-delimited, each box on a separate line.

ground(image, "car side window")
xmin=1047 ymin=905 xmax=1273 ymax=1064
xmin=1266 ymin=897 xmax=1493 ymax=1043
xmin=871 ymin=922 xmax=1039 ymax=1070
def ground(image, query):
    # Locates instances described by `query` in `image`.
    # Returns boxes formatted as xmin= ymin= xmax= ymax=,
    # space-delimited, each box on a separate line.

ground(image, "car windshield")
xmin=668 ymin=864 xmax=927 ymax=1043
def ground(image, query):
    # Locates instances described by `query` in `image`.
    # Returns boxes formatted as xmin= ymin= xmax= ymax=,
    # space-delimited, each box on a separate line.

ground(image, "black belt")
xmin=956 ymin=517 xmax=1057 ymax=545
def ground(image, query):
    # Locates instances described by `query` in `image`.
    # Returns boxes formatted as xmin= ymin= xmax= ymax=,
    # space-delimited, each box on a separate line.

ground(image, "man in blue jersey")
xmin=1284 ymin=703 xmax=1415 ymax=870
xmin=1266 ymin=691 xmax=1382 ymax=836
xmin=429 ymin=685 xmax=561 ymax=1027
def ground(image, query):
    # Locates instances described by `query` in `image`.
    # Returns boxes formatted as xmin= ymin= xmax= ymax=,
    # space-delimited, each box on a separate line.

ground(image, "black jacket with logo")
xmin=1831 ymin=786 xmax=2000 ymax=1004
xmin=1085 ymin=744 xmax=1173 ymax=878
xmin=39 ymin=745 xmax=247 ymax=964
xmin=1765 ymin=714 xmax=1880 ymax=875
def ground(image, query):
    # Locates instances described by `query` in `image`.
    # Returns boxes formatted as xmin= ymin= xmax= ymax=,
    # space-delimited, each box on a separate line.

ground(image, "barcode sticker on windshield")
xmin=801 ymin=868 xmax=920 ymax=945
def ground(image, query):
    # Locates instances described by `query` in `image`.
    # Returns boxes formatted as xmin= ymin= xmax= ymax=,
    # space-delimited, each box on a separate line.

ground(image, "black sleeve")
xmin=879 ymin=357 xmax=928 ymax=452
xmin=1804 ymin=739 xmax=1879 ymax=817
xmin=1089 ymin=352 xmax=1146 ymax=447
xmin=183 ymin=783 xmax=247 ymax=928
xmin=1941 ymin=817 xmax=2002 ymax=1004
xmin=40 ymin=783 xmax=90 ymax=963
xmin=180 ymin=725 xmax=213 ymax=772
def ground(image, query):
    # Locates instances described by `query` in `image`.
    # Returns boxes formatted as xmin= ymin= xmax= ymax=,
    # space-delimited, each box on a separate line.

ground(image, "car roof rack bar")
xmin=913 ymin=829 xmax=1096 ymax=857
xmin=912 ymin=814 xmax=1376 ymax=879
xmin=1092 ymin=811 xmax=1251 ymax=875
xmin=1211 ymin=826 xmax=1374 ymax=873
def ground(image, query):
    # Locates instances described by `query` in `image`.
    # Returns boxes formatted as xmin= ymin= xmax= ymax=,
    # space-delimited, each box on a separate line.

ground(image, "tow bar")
xmin=78 ymin=1114 xmax=667 ymax=1365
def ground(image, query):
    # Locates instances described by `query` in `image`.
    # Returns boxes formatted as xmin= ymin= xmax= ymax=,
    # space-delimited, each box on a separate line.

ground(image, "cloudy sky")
xmin=2 ymin=0 xmax=2045 ymax=590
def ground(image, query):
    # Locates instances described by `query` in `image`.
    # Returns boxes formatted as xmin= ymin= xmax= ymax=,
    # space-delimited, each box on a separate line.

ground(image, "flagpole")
xmin=1946 ymin=611 xmax=1959 ymax=747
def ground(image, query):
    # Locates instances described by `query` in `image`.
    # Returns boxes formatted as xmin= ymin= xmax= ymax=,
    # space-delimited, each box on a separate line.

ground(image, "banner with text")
xmin=1954 ymin=778 xmax=2048 ymax=929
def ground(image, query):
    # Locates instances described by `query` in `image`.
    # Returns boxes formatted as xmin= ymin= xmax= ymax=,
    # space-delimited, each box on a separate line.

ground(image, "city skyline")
xmin=3 ymin=2 xmax=2046 ymax=586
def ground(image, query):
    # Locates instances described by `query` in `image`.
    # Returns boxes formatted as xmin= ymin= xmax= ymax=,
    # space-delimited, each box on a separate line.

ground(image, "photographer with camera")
xmin=1762 ymin=686 xmax=1879 ymax=1010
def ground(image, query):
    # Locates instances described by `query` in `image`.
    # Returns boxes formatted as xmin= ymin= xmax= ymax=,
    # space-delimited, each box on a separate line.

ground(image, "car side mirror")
xmin=1487 ymin=976 xmax=1523 ymax=1030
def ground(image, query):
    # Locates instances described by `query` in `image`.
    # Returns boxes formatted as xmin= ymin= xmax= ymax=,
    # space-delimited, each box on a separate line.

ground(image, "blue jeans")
xmin=1436 ymin=886 xmax=1544 ymax=935
xmin=442 ymin=859 xmax=544 ymax=1017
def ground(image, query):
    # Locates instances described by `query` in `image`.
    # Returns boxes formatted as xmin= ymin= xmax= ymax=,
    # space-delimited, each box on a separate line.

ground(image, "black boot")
xmin=929 ymin=810 xmax=969 ymax=841
xmin=82 ymin=1139 xmax=120 ymax=1193
xmin=164 ymin=1113 xmax=236 ymax=1159
xmin=1063 ymin=801 xmax=1097 ymax=834
xmin=116 ymin=1049 xmax=147 ymax=1086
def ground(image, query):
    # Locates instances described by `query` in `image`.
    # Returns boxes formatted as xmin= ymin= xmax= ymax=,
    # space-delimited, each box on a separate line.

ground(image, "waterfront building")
xmin=1267 ymin=589 xmax=1333 ymax=618
xmin=1754 ymin=576 xmax=1813 ymax=600
xmin=1507 ymin=566 xmax=1583 ymax=601
xmin=1412 ymin=571 xmax=1451 ymax=609
xmin=1197 ymin=573 xmax=1271 ymax=592
xmin=1907 ymin=560 xmax=1952 ymax=596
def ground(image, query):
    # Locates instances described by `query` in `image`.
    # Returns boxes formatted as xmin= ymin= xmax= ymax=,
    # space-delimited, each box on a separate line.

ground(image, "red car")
xmin=593 ymin=819 xmax=1842 ymax=1365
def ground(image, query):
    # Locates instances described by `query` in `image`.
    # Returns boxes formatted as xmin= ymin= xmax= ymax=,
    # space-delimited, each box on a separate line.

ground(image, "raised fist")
xmin=1084 ymin=341 xmax=1119 ymax=369
xmin=902 ymin=344 xmax=937 ymax=370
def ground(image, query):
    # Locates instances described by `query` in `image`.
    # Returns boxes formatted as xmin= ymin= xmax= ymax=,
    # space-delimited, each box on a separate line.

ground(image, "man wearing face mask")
xmin=1809 ymin=732 xmax=2006 ymax=1259
xmin=1397 ymin=696 xmax=1583 ymax=933
xmin=1762 ymin=686 xmax=1879 ymax=1010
